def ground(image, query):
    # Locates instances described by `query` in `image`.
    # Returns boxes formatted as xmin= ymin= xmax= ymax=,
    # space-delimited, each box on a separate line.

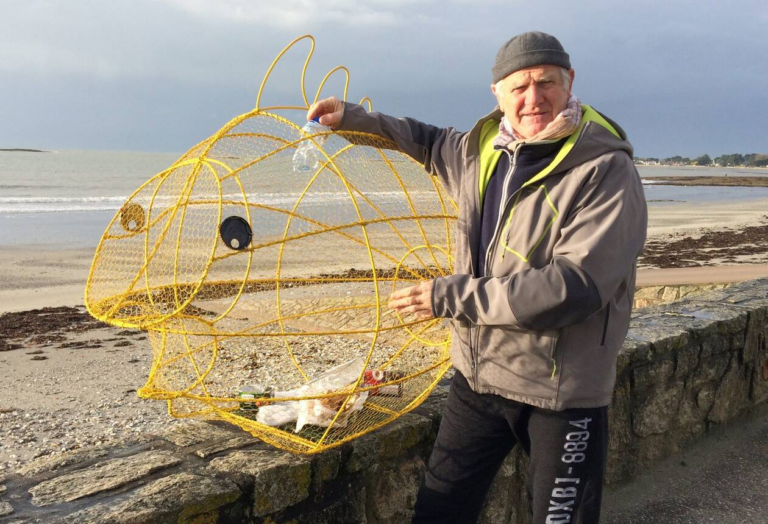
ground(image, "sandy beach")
xmin=2 ymin=193 xmax=768 ymax=471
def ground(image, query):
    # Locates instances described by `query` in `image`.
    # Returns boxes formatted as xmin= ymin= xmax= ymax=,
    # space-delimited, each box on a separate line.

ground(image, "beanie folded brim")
xmin=492 ymin=49 xmax=571 ymax=84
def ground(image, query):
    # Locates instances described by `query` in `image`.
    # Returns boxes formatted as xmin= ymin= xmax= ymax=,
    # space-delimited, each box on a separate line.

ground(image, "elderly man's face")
xmin=492 ymin=65 xmax=575 ymax=140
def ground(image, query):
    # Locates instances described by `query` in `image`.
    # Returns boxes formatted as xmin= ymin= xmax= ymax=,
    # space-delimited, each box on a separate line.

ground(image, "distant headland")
xmin=0 ymin=148 xmax=50 ymax=153
xmin=635 ymin=153 xmax=768 ymax=168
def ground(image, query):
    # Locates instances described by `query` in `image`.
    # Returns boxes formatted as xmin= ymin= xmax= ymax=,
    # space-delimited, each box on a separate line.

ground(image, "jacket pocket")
xmin=456 ymin=319 xmax=470 ymax=347
xmin=477 ymin=326 xmax=559 ymax=400
xmin=600 ymin=306 xmax=610 ymax=346
xmin=549 ymin=330 xmax=560 ymax=380
xmin=499 ymin=184 xmax=559 ymax=264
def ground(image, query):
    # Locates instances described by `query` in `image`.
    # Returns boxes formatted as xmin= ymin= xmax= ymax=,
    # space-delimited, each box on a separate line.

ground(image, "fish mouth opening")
xmin=86 ymin=283 xmax=203 ymax=329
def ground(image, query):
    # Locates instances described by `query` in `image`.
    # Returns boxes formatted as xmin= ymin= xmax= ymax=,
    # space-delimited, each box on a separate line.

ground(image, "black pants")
xmin=413 ymin=371 xmax=608 ymax=524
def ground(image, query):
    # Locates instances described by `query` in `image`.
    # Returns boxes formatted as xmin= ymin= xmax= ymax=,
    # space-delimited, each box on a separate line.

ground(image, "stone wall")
xmin=633 ymin=283 xmax=731 ymax=308
xmin=2 ymin=279 xmax=767 ymax=524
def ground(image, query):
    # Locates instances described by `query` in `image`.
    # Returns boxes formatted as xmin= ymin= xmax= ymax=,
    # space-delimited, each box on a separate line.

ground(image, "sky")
xmin=1 ymin=0 xmax=766 ymax=158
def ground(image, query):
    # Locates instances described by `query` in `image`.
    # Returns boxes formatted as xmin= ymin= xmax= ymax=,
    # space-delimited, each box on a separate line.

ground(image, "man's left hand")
xmin=388 ymin=280 xmax=435 ymax=320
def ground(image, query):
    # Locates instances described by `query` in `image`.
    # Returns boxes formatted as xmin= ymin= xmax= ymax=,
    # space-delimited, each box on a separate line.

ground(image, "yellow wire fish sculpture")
xmin=85 ymin=35 xmax=457 ymax=454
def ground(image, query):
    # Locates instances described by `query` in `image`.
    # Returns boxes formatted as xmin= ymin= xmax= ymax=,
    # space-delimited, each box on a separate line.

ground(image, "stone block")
xmin=116 ymin=472 xmax=240 ymax=523
xmin=636 ymin=433 xmax=681 ymax=468
xmin=633 ymin=383 xmax=683 ymax=438
xmin=674 ymin=392 xmax=705 ymax=438
xmin=633 ymin=359 xmax=674 ymax=391
xmin=730 ymin=331 xmax=746 ymax=351
xmin=370 ymin=456 xmax=424 ymax=523
xmin=0 ymin=501 xmax=14 ymax=517
xmin=675 ymin=344 xmax=700 ymax=378
xmin=691 ymin=353 xmax=730 ymax=389
xmin=743 ymin=314 xmax=765 ymax=363
xmin=343 ymin=413 xmax=432 ymax=473
xmin=158 ymin=421 xmax=234 ymax=448
xmin=615 ymin=346 xmax=632 ymax=380
xmin=479 ymin=452 xmax=518 ymax=524
xmin=295 ymin=486 xmax=367 ymax=524
xmin=626 ymin=310 xmax=690 ymax=357
xmin=29 ymin=450 xmax=182 ymax=506
xmin=751 ymin=346 xmax=768 ymax=404
xmin=376 ymin=413 xmax=433 ymax=461
xmin=343 ymin=433 xmax=381 ymax=474
xmin=696 ymin=384 xmax=716 ymax=412
xmin=672 ymin=300 xmax=748 ymax=335
xmin=608 ymin=381 xmax=633 ymax=451
xmin=661 ymin=286 xmax=681 ymax=302
xmin=194 ymin=436 xmax=255 ymax=459
xmin=634 ymin=285 xmax=664 ymax=301
xmin=701 ymin=335 xmax=731 ymax=358
xmin=705 ymin=279 xmax=768 ymax=308
xmin=310 ymin=448 xmax=341 ymax=493
xmin=64 ymin=472 xmax=241 ymax=524
xmin=605 ymin=444 xmax=637 ymax=486
xmin=708 ymin=358 xmax=750 ymax=424
xmin=16 ymin=446 xmax=110 ymax=477
xmin=207 ymin=449 xmax=311 ymax=517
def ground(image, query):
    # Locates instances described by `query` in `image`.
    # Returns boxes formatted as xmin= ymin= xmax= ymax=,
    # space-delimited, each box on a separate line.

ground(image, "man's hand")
xmin=388 ymin=280 xmax=435 ymax=320
xmin=307 ymin=97 xmax=344 ymax=129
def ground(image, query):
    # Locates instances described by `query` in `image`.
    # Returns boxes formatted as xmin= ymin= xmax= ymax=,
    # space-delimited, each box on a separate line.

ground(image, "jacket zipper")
xmin=472 ymin=147 xmax=521 ymax=387
xmin=483 ymin=148 xmax=521 ymax=276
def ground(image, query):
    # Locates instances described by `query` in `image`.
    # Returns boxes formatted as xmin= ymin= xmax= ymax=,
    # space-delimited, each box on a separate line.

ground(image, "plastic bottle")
xmin=293 ymin=117 xmax=331 ymax=173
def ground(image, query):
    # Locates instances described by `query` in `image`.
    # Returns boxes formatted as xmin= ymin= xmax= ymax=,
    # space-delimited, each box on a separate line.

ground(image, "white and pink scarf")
xmin=494 ymin=95 xmax=582 ymax=150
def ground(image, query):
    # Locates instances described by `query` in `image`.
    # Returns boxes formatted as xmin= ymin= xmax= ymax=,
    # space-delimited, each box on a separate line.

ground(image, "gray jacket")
xmin=338 ymin=101 xmax=647 ymax=410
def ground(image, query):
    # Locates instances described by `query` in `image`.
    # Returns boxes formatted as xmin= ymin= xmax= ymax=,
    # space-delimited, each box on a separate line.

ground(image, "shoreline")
xmin=638 ymin=164 xmax=768 ymax=172
xmin=643 ymin=176 xmax=768 ymax=187
xmin=2 ymin=197 xmax=768 ymax=313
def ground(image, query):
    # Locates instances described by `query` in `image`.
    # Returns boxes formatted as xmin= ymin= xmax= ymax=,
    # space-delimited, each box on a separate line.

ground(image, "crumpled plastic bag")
xmin=256 ymin=357 xmax=368 ymax=432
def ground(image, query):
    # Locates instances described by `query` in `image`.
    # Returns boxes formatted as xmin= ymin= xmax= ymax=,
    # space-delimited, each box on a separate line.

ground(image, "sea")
xmin=1 ymin=149 xmax=768 ymax=247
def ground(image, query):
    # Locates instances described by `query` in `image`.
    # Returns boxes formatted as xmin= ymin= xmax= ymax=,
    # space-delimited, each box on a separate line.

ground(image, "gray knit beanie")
xmin=492 ymin=31 xmax=571 ymax=84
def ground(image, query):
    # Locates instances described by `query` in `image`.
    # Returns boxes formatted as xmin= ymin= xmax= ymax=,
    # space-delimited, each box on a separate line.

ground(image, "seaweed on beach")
xmin=0 ymin=306 xmax=107 ymax=350
xmin=640 ymin=216 xmax=768 ymax=268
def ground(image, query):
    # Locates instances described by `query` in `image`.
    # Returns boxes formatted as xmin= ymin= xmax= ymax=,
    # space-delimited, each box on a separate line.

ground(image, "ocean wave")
xmin=0 ymin=191 xmax=437 ymax=214
xmin=0 ymin=196 xmax=129 ymax=204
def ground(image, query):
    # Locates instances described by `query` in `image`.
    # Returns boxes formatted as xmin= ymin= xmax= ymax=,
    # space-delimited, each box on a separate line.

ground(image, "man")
xmin=309 ymin=31 xmax=647 ymax=524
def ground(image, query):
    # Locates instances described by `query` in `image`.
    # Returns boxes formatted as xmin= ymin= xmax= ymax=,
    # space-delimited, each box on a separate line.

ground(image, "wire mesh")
xmin=85 ymin=35 xmax=457 ymax=454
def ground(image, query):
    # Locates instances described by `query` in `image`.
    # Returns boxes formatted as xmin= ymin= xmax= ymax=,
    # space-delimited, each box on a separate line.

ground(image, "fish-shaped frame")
xmin=85 ymin=35 xmax=457 ymax=454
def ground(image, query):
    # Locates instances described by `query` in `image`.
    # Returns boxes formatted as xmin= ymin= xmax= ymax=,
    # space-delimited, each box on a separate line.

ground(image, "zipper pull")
xmin=550 ymin=358 xmax=557 ymax=380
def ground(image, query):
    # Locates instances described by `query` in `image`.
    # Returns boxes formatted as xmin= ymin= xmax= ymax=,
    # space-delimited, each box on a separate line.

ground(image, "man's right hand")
xmin=307 ymin=97 xmax=344 ymax=129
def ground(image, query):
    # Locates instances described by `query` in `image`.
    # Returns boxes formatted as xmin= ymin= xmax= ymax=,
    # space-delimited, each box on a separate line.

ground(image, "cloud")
xmin=159 ymin=0 xmax=425 ymax=28
xmin=0 ymin=40 xmax=146 ymax=79
xmin=2 ymin=0 xmax=767 ymax=156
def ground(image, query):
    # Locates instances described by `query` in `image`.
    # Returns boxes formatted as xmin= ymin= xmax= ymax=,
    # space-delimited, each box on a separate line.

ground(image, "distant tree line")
xmin=634 ymin=153 xmax=768 ymax=167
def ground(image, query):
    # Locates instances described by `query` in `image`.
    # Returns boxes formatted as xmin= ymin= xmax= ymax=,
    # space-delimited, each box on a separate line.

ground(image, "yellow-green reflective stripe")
xmin=520 ymin=105 xmax=620 ymax=190
xmin=478 ymin=119 xmax=502 ymax=209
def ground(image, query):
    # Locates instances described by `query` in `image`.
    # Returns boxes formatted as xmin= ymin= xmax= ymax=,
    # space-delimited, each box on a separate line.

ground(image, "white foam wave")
xmin=0 ymin=191 xmax=437 ymax=214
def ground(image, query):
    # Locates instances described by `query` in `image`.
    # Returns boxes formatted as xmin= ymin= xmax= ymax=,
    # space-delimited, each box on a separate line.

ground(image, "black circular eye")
xmin=120 ymin=203 xmax=145 ymax=232
xmin=220 ymin=216 xmax=252 ymax=251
